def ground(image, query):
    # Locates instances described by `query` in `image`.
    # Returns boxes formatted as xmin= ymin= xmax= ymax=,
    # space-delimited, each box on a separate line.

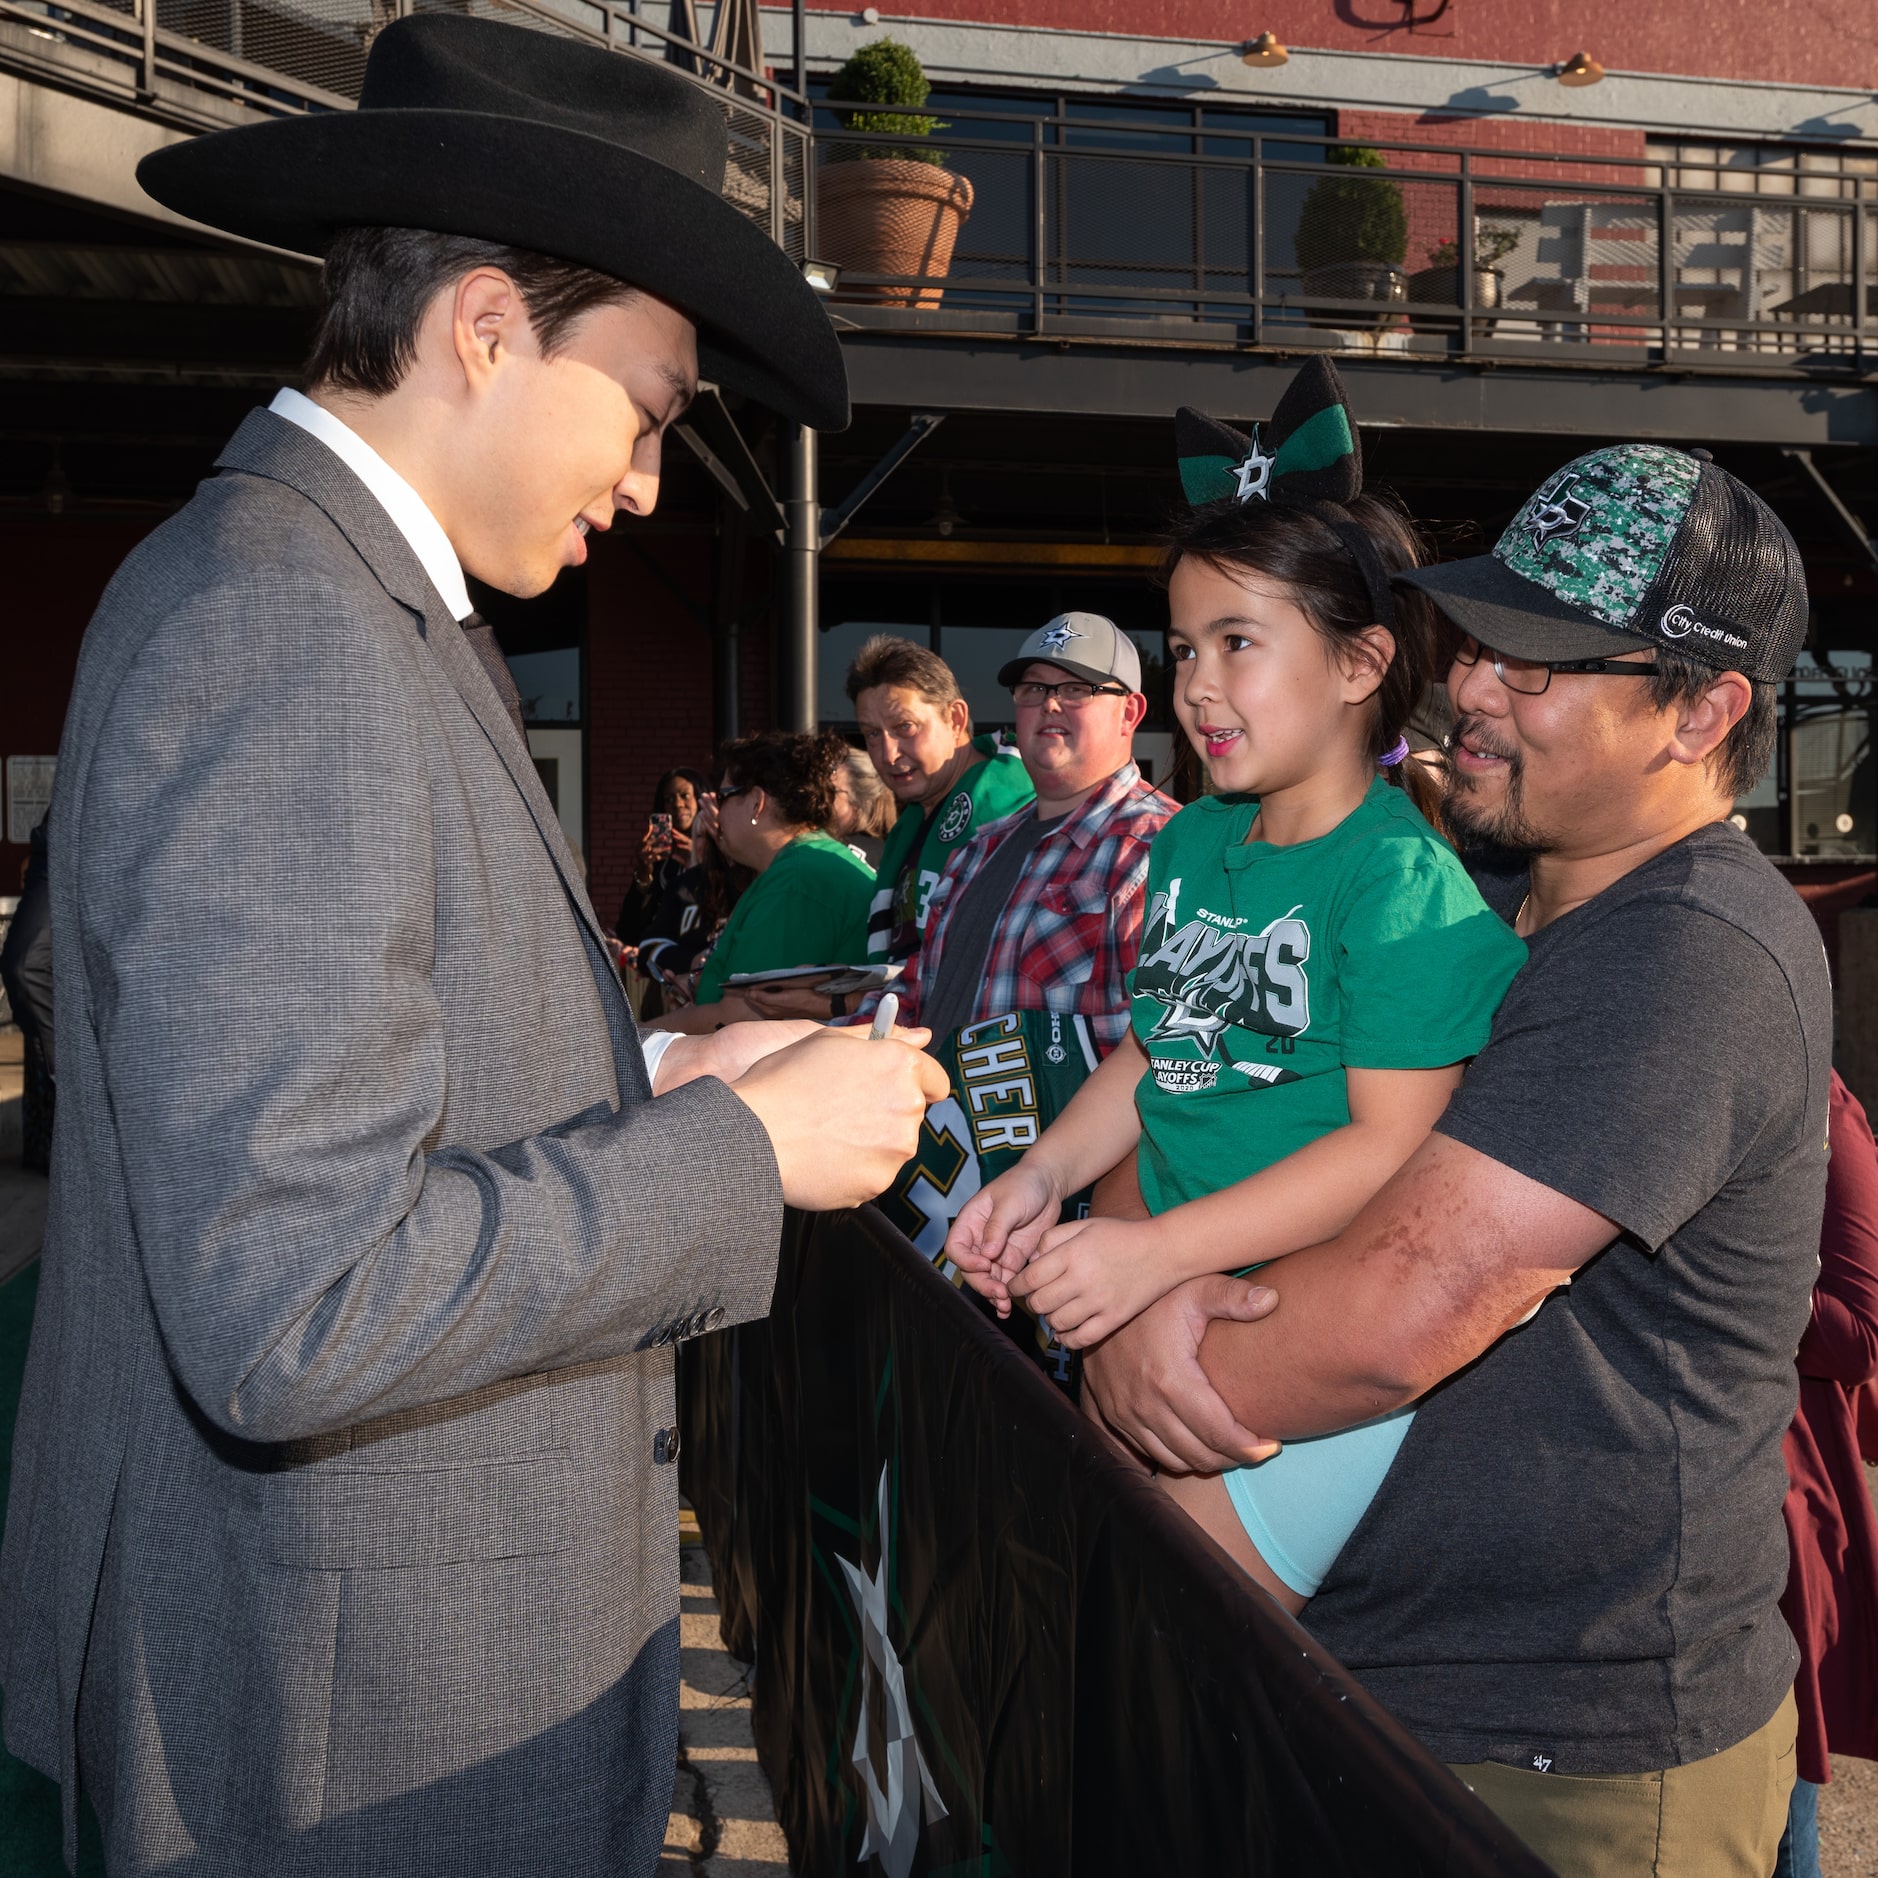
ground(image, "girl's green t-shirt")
xmin=696 ymin=831 xmax=875 ymax=1004
xmin=1129 ymin=778 xmax=1526 ymax=1215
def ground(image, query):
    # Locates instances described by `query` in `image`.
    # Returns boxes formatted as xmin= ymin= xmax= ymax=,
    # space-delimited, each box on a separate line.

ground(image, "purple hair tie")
xmin=1378 ymin=736 xmax=1411 ymax=768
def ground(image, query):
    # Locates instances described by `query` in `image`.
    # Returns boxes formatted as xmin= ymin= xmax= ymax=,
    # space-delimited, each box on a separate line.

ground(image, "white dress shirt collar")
xmin=269 ymin=387 xmax=474 ymax=622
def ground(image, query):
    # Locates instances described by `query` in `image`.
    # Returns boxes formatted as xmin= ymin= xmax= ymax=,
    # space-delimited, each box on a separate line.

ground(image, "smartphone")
xmin=649 ymin=812 xmax=673 ymax=853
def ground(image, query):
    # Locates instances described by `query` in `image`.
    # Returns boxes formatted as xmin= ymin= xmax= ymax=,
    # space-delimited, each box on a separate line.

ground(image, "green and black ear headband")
xmin=1174 ymin=355 xmax=1396 ymax=637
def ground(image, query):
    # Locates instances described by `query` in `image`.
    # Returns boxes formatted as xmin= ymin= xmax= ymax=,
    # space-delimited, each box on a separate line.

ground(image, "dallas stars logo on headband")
xmin=1175 ymin=356 xmax=1364 ymax=510
xmin=1173 ymin=356 xmax=1396 ymax=633
xmin=1233 ymin=435 xmax=1276 ymax=502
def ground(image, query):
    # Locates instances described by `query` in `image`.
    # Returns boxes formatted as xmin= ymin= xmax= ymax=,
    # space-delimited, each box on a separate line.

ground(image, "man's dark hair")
xmin=1646 ymin=650 xmax=1775 ymax=800
xmin=844 ymin=635 xmax=963 ymax=712
xmin=304 ymin=226 xmax=638 ymax=397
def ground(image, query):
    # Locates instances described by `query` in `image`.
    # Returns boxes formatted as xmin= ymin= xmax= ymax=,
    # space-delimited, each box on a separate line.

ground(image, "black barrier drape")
xmin=680 ymin=1207 xmax=1555 ymax=1877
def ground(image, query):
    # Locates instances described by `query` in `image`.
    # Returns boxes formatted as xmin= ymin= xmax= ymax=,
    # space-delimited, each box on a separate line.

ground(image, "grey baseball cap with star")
xmin=997 ymin=611 xmax=1143 ymax=692
xmin=1397 ymin=443 xmax=1809 ymax=684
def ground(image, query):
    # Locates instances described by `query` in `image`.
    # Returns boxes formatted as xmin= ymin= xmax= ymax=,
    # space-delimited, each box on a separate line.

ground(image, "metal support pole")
xmin=140 ymin=0 xmax=157 ymax=98
xmin=714 ymin=494 xmax=747 ymax=750
xmin=714 ymin=615 xmax=743 ymax=749
xmin=780 ymin=422 xmax=819 ymax=732
xmin=792 ymin=0 xmax=805 ymax=103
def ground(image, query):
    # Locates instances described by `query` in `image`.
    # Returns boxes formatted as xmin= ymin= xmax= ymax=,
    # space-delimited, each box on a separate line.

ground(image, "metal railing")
xmin=0 ymin=0 xmax=808 ymax=259
xmin=809 ymin=101 xmax=1877 ymax=374
xmin=3 ymin=0 xmax=1873 ymax=377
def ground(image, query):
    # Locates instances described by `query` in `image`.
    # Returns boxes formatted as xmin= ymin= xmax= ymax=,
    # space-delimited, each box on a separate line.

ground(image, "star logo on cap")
xmin=1037 ymin=620 xmax=1084 ymax=657
xmin=1525 ymin=471 xmax=1591 ymax=549
xmin=1233 ymin=433 xmax=1276 ymax=503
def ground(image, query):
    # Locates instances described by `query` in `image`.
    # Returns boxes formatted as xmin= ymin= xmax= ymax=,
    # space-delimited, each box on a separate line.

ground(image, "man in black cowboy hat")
xmin=0 ymin=17 xmax=944 ymax=1874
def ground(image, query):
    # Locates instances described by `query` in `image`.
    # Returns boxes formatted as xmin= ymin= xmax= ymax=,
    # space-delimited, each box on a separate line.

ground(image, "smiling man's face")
xmin=448 ymin=282 xmax=697 ymax=597
xmin=1012 ymin=660 xmax=1143 ymax=806
xmin=1445 ymin=637 xmax=1668 ymax=857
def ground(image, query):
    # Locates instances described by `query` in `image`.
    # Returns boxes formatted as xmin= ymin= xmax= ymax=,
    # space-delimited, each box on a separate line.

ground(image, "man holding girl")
xmin=953 ymin=358 xmax=1826 ymax=1878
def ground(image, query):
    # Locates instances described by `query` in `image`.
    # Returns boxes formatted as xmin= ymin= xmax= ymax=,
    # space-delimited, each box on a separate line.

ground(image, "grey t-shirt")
xmin=1307 ymin=822 xmax=1832 ymax=1775
xmin=919 ymin=810 xmax=1055 ymax=1045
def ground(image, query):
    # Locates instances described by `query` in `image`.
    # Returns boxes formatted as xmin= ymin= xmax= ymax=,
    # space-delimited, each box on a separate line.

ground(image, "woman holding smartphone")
xmin=615 ymin=766 xmax=707 ymax=948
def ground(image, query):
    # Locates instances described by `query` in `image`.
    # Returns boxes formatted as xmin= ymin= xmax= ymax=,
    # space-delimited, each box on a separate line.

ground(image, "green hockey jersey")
xmin=866 ymin=735 xmax=1034 ymax=963
xmin=878 ymin=1007 xmax=1098 ymax=1390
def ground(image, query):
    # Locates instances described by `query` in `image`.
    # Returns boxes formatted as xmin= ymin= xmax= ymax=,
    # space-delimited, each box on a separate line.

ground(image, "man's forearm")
xmin=1140 ymin=1114 xmax=1444 ymax=1294
xmin=1195 ymin=1135 xmax=1609 ymax=1440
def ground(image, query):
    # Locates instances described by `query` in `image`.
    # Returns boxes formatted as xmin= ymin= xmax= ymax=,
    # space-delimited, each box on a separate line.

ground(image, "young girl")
xmin=946 ymin=364 xmax=1526 ymax=1614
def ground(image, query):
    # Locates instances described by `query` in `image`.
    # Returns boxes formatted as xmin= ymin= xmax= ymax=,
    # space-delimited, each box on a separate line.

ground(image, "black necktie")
xmin=456 ymin=610 xmax=529 ymax=746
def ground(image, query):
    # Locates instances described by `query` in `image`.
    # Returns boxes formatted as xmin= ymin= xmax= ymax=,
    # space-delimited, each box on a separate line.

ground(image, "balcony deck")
xmin=0 ymin=0 xmax=1874 ymax=435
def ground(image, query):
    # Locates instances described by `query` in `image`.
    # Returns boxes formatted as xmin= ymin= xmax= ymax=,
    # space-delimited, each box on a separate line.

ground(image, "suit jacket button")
xmin=653 ymin=1426 xmax=681 ymax=1464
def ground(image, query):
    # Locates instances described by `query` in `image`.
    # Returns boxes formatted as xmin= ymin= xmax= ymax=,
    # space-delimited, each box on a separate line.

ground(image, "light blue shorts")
xmin=1222 ymin=1405 xmax=1415 ymax=1598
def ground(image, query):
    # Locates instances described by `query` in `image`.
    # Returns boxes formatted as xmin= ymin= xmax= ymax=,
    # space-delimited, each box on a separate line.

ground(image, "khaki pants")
xmin=1449 ymin=1689 xmax=1796 ymax=1878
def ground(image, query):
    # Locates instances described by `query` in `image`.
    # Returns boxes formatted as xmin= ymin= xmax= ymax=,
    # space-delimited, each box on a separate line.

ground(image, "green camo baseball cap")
xmin=1399 ymin=444 xmax=1809 ymax=683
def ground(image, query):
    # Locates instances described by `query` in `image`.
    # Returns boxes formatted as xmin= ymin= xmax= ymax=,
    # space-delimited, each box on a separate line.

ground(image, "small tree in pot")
xmin=817 ymin=38 xmax=974 ymax=309
xmin=1293 ymin=145 xmax=1408 ymax=330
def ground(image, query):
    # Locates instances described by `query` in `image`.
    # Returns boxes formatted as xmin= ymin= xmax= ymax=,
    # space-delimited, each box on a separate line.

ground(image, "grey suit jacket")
xmin=0 ymin=411 xmax=783 ymax=1876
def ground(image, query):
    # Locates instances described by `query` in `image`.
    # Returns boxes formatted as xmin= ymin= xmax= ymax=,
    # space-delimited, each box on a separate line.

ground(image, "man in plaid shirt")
xmin=849 ymin=613 xmax=1175 ymax=1055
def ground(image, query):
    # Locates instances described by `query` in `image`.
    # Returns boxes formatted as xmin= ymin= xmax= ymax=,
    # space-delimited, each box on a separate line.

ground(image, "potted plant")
xmin=1407 ymin=224 xmax=1522 ymax=336
xmin=1293 ymin=144 xmax=1409 ymax=330
xmin=816 ymin=38 xmax=974 ymax=309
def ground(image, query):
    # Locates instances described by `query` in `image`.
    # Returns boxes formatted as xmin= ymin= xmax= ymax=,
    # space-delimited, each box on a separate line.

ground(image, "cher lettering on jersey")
xmin=957 ymin=1015 xmax=1043 ymax=1152
xmin=888 ymin=1011 xmax=1096 ymax=1262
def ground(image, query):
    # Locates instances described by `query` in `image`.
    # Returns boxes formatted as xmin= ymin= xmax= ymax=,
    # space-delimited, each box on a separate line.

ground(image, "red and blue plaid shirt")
xmin=853 ymin=763 xmax=1176 ymax=1055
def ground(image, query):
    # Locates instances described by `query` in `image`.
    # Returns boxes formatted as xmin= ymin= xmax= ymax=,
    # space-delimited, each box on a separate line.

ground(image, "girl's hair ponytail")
xmin=1160 ymin=489 xmax=1449 ymax=837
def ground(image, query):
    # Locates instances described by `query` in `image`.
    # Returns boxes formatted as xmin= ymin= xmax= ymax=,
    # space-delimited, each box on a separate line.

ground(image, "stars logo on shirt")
xmin=1144 ymin=994 xmax=1235 ymax=1059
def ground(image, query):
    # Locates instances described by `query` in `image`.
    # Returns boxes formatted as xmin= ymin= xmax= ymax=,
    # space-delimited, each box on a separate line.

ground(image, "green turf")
xmin=0 ymin=1263 xmax=104 ymax=1875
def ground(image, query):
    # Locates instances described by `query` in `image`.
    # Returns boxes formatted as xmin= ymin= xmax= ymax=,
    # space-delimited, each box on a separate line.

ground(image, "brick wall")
xmin=0 ymin=517 xmax=161 ymax=888
xmin=1331 ymin=111 xmax=1648 ymax=258
xmin=584 ymin=531 xmax=721 ymax=929
xmin=808 ymin=0 xmax=1871 ymax=92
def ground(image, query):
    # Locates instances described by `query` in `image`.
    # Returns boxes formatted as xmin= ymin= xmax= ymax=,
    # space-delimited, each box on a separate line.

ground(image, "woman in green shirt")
xmin=653 ymin=729 xmax=874 ymax=1031
xmin=947 ymin=362 xmax=1526 ymax=1616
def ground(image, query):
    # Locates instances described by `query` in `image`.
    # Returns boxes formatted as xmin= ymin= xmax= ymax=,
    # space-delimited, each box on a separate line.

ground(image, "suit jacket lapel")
xmin=214 ymin=411 xmax=645 ymax=1091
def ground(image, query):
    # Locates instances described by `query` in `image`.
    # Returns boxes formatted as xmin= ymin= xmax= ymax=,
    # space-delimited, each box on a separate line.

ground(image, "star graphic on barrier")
xmin=836 ymin=1466 xmax=947 ymax=1878
xmin=1233 ymin=434 xmax=1276 ymax=502
xmin=1144 ymin=995 xmax=1233 ymax=1058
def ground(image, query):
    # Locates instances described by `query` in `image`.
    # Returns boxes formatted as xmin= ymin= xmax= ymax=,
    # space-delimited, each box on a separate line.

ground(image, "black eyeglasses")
xmin=1010 ymin=680 xmax=1129 ymax=707
xmin=717 ymin=784 xmax=751 ymax=804
xmin=1452 ymin=634 xmax=1658 ymax=697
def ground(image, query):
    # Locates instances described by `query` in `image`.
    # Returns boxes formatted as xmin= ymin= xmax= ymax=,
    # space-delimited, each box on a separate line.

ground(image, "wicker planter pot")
xmin=1406 ymin=264 xmax=1505 ymax=337
xmin=816 ymin=157 xmax=975 ymax=308
xmin=1299 ymin=261 xmax=1409 ymax=331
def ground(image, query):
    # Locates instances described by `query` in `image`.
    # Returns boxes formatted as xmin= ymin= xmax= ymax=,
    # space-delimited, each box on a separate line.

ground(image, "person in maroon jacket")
xmin=1777 ymin=1069 xmax=1878 ymax=1878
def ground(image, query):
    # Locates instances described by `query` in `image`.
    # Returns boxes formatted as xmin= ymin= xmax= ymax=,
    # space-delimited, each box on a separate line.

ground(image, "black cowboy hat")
xmin=136 ymin=15 xmax=848 ymax=430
